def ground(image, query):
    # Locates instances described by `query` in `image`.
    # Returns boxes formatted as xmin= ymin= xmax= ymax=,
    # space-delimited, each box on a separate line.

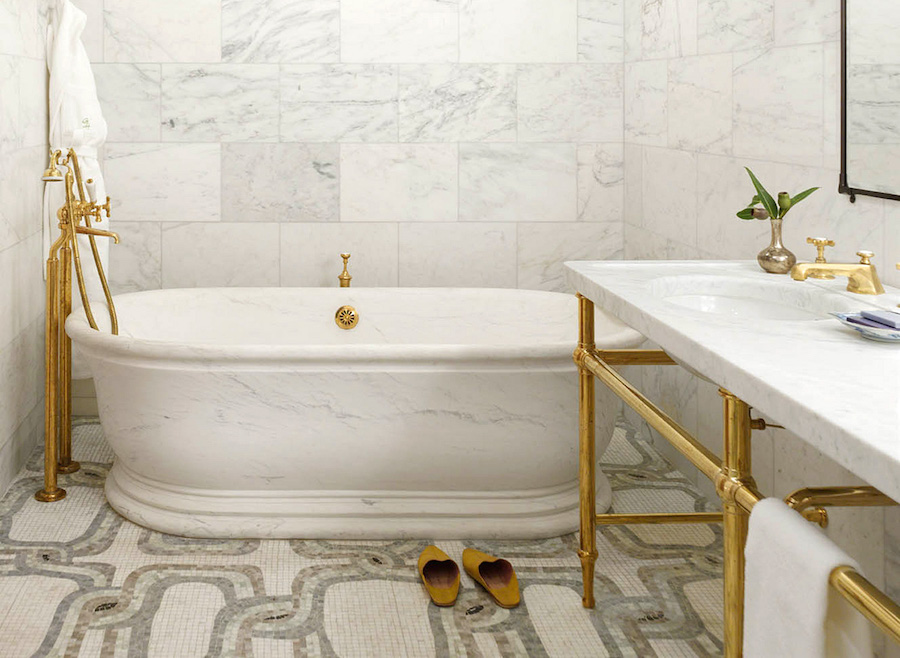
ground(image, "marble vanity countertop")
xmin=565 ymin=260 xmax=900 ymax=500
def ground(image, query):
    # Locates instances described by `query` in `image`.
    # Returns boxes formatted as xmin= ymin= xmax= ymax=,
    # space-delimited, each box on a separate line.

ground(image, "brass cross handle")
xmin=339 ymin=253 xmax=352 ymax=288
xmin=858 ymin=250 xmax=875 ymax=265
xmin=807 ymin=236 xmax=834 ymax=264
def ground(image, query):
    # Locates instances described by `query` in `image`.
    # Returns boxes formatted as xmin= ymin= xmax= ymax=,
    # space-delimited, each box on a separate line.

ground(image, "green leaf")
xmin=750 ymin=194 xmax=761 ymax=205
xmin=736 ymin=208 xmax=755 ymax=220
xmin=790 ymin=187 xmax=819 ymax=206
xmin=744 ymin=168 xmax=778 ymax=223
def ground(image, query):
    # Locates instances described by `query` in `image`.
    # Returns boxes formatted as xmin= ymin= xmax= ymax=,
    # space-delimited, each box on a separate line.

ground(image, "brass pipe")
xmin=596 ymin=512 xmax=722 ymax=525
xmin=832 ymin=566 xmax=900 ymax=645
xmin=785 ymin=486 xmax=897 ymax=513
xmin=57 ymin=243 xmax=78 ymax=474
xmin=591 ymin=349 xmax=678 ymax=366
xmin=35 ymin=254 xmax=64 ymax=502
xmin=576 ymin=294 xmax=598 ymax=608
xmin=574 ymin=347 xmax=721 ymax=482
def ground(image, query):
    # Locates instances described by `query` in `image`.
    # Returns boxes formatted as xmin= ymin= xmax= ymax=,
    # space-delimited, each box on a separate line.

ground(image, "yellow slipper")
xmin=462 ymin=548 xmax=520 ymax=609
xmin=418 ymin=545 xmax=460 ymax=607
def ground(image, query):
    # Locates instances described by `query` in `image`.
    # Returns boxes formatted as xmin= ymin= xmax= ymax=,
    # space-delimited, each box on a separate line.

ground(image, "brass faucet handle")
xmin=98 ymin=196 xmax=112 ymax=218
xmin=807 ymin=236 xmax=835 ymax=264
xmin=857 ymin=250 xmax=875 ymax=265
xmin=338 ymin=253 xmax=352 ymax=287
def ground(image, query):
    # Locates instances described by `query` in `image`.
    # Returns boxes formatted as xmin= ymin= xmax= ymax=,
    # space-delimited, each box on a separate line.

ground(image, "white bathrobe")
xmin=44 ymin=0 xmax=111 ymax=378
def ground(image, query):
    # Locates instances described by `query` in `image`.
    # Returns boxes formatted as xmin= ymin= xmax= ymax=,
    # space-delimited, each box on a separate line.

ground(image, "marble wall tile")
xmin=398 ymin=65 xmax=516 ymax=143
xmin=161 ymin=65 xmax=279 ymax=142
xmin=0 ymin=147 xmax=44 ymax=253
xmin=884 ymin=204 xmax=900 ymax=288
xmin=668 ymin=54 xmax=732 ymax=154
xmin=104 ymin=0 xmax=222 ymax=63
xmin=18 ymin=58 xmax=46 ymax=149
xmin=0 ymin=233 xmax=42 ymax=353
xmin=161 ymin=223 xmax=280 ymax=288
xmin=94 ymin=64 xmax=161 ymax=142
xmin=280 ymin=223 xmax=399 ymax=287
xmin=221 ymin=143 xmax=339 ymax=223
xmin=847 ymin=0 xmax=898 ymax=67
xmin=624 ymin=60 xmax=667 ymax=147
xmin=733 ymin=45 xmax=824 ymax=167
xmin=697 ymin=0 xmax=774 ymax=55
xmin=774 ymin=0 xmax=838 ymax=46
xmin=399 ymin=223 xmax=517 ymax=287
xmin=340 ymin=144 xmax=458 ymax=222
xmin=104 ymin=143 xmax=221 ymax=222
xmin=518 ymin=65 xmax=623 ymax=142
xmin=641 ymin=147 xmax=697 ymax=244
xmin=341 ymin=0 xmax=459 ymax=64
xmin=578 ymin=143 xmax=624 ymax=223
xmin=460 ymin=0 xmax=578 ymax=63
xmin=641 ymin=0 xmax=698 ymax=60
xmin=280 ymin=65 xmax=398 ymax=143
xmin=222 ymin=0 xmax=339 ymax=63
xmin=623 ymin=0 xmax=643 ymax=62
xmin=847 ymin=65 xmax=900 ymax=145
xmin=623 ymin=144 xmax=643 ymax=228
xmin=823 ymin=42 xmax=840 ymax=171
xmin=0 ymin=403 xmax=41 ymax=500
xmin=517 ymin=222 xmax=623 ymax=292
xmin=109 ymin=222 xmax=162 ymax=294
xmin=0 ymin=322 xmax=42 ymax=458
xmin=0 ymin=56 xmax=19 ymax=152
xmin=578 ymin=0 xmax=624 ymax=63
xmin=74 ymin=0 xmax=104 ymax=62
xmin=459 ymin=144 xmax=577 ymax=222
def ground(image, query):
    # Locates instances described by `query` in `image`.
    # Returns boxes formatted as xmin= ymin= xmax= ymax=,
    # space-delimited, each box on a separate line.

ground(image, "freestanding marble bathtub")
xmin=67 ymin=288 xmax=644 ymax=539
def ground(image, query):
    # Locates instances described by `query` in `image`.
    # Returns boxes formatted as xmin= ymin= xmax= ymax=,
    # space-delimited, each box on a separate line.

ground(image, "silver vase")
xmin=757 ymin=218 xmax=796 ymax=274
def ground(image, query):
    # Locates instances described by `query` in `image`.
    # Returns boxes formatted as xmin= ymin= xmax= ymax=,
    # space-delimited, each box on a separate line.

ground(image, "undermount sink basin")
xmin=649 ymin=275 xmax=862 ymax=321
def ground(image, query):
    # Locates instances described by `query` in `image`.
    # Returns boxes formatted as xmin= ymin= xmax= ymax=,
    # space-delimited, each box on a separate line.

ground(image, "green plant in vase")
xmin=736 ymin=167 xmax=818 ymax=274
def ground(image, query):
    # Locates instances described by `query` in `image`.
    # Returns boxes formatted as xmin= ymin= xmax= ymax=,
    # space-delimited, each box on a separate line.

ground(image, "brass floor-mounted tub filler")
xmin=574 ymin=293 xmax=900 ymax=656
xmin=35 ymin=148 xmax=119 ymax=503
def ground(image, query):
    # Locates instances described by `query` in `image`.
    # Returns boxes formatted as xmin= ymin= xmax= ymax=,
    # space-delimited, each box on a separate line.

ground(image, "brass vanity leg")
xmin=36 ymin=256 xmax=65 ymax=502
xmin=577 ymin=294 xmax=599 ymax=608
xmin=57 ymin=243 xmax=79 ymax=474
xmin=720 ymin=389 xmax=754 ymax=657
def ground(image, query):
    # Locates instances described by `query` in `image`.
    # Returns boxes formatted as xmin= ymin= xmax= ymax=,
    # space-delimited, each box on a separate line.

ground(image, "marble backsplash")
xmin=75 ymin=0 xmax=627 ymax=294
xmin=0 ymin=0 xmax=49 ymax=495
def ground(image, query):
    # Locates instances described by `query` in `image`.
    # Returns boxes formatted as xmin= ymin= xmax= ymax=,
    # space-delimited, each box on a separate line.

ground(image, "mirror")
xmin=841 ymin=0 xmax=900 ymax=202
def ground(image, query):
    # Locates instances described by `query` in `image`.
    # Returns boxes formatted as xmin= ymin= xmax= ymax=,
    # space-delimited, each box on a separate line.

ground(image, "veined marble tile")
xmin=398 ymin=65 xmax=516 ymax=143
xmin=823 ymin=42 xmax=840 ymax=171
xmin=641 ymin=147 xmax=697 ymax=244
xmin=623 ymin=143 xmax=643 ymax=228
xmin=847 ymin=145 xmax=900 ymax=198
xmin=222 ymin=0 xmax=339 ymax=63
xmin=341 ymin=0 xmax=458 ymax=64
xmin=75 ymin=0 xmax=104 ymax=62
xmin=459 ymin=144 xmax=577 ymax=222
xmin=518 ymin=222 xmax=623 ymax=292
xmin=280 ymin=65 xmax=398 ymax=143
xmin=578 ymin=0 xmax=624 ymax=63
xmin=774 ymin=0 xmax=838 ymax=46
xmin=668 ymin=54 xmax=732 ymax=154
xmin=399 ymin=223 xmax=517 ymax=287
xmin=280 ymin=223 xmax=399 ymax=287
xmin=0 ymin=402 xmax=40 ymax=500
xmin=641 ymin=0 xmax=698 ymax=59
xmin=517 ymin=65 xmax=623 ymax=142
xmin=18 ymin=57 xmax=46 ymax=149
xmin=846 ymin=0 xmax=898 ymax=67
xmin=623 ymin=0 xmax=643 ymax=62
xmin=0 ymin=232 xmax=42 ymax=353
xmin=624 ymin=60 xmax=667 ymax=147
xmin=698 ymin=0 xmax=774 ymax=55
xmin=460 ymin=0 xmax=577 ymax=63
xmin=161 ymin=223 xmax=280 ymax=287
xmin=222 ymin=143 xmax=339 ymax=223
xmin=733 ymin=46 xmax=824 ymax=167
xmin=578 ymin=143 xmax=624 ymax=223
xmin=94 ymin=64 xmax=161 ymax=142
xmin=847 ymin=65 xmax=900 ymax=145
xmin=161 ymin=65 xmax=279 ymax=142
xmin=340 ymin=144 xmax=458 ymax=222
xmin=104 ymin=0 xmax=222 ymax=63
xmin=104 ymin=143 xmax=221 ymax=222
xmin=0 ymin=146 xmax=44 ymax=252
xmin=109 ymin=222 xmax=161 ymax=294
xmin=0 ymin=56 xmax=19 ymax=153
xmin=0 ymin=0 xmax=43 ymax=58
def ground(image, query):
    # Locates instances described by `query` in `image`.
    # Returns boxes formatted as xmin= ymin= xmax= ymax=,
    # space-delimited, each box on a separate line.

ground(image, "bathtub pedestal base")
xmin=106 ymin=462 xmax=613 ymax=540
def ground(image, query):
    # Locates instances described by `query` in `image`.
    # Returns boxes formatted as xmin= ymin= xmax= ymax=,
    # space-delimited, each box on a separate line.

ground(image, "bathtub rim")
xmin=66 ymin=287 xmax=645 ymax=366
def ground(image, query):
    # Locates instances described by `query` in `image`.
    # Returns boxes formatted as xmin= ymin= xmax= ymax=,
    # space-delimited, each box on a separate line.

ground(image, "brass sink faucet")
xmin=790 ymin=240 xmax=885 ymax=295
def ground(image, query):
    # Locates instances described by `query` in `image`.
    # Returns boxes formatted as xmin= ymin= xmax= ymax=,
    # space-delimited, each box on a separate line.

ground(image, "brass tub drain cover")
xmin=335 ymin=305 xmax=359 ymax=330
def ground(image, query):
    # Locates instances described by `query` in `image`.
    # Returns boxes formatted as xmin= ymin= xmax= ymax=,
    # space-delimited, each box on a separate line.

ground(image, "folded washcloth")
xmin=744 ymin=498 xmax=872 ymax=658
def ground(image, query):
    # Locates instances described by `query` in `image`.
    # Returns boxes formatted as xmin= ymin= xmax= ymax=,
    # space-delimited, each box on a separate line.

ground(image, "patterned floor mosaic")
xmin=0 ymin=419 xmax=724 ymax=657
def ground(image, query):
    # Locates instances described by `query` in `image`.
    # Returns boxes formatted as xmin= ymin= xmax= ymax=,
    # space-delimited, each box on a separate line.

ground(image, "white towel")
xmin=744 ymin=497 xmax=873 ymax=658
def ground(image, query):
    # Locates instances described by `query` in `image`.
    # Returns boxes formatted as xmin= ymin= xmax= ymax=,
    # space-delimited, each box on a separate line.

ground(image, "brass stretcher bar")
xmin=574 ymin=294 xmax=900 ymax=656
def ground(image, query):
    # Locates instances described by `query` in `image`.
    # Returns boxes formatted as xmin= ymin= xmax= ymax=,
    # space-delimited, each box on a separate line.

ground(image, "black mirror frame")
xmin=839 ymin=0 xmax=900 ymax=203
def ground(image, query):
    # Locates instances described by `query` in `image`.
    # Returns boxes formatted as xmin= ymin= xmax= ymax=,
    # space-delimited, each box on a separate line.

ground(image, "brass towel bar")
xmin=574 ymin=294 xmax=900 ymax=655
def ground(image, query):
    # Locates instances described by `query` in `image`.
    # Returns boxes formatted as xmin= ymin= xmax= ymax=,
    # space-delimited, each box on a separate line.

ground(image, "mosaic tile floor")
xmin=0 ymin=419 xmax=724 ymax=657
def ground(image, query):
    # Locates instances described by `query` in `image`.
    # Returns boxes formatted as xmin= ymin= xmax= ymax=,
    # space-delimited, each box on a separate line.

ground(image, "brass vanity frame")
xmin=574 ymin=293 xmax=900 ymax=656
xmin=35 ymin=149 xmax=120 ymax=503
